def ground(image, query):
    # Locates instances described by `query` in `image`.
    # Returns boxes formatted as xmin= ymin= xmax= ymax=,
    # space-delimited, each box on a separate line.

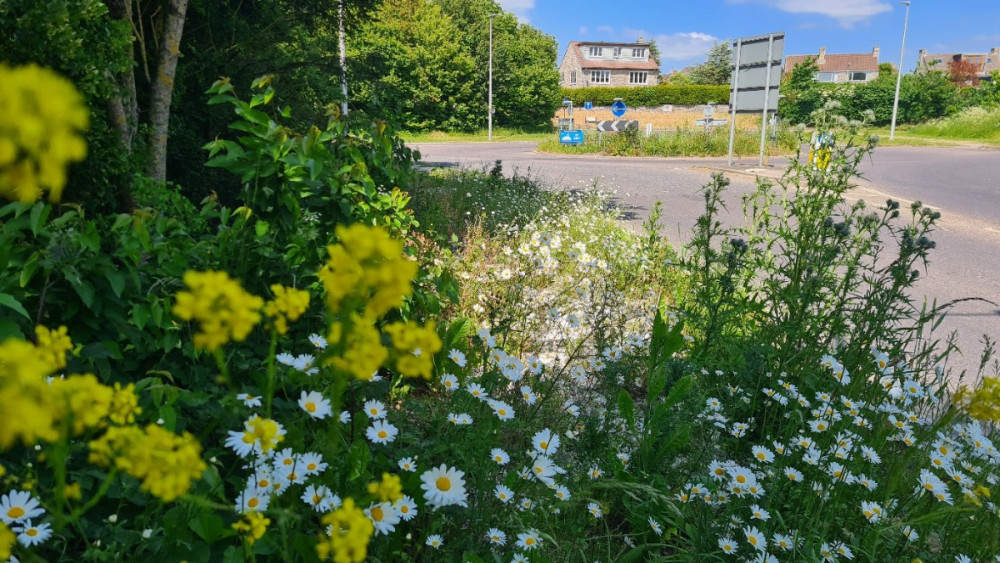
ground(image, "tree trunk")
xmin=338 ymin=0 xmax=349 ymax=118
xmin=146 ymin=0 xmax=188 ymax=183
xmin=105 ymin=0 xmax=140 ymax=210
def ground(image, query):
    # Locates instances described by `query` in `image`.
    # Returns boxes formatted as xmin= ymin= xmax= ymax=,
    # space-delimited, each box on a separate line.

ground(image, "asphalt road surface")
xmin=414 ymin=141 xmax=1000 ymax=378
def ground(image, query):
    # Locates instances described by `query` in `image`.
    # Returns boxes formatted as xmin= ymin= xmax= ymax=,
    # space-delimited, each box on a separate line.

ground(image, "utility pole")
xmin=890 ymin=1 xmax=911 ymax=140
xmin=488 ymin=13 xmax=497 ymax=141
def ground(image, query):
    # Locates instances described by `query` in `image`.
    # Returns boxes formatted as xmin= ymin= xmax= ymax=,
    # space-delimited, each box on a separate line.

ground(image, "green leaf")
xmin=189 ymin=512 xmax=225 ymax=543
xmin=131 ymin=304 xmax=151 ymax=330
xmin=158 ymin=405 xmax=178 ymax=431
xmin=617 ymin=390 xmax=636 ymax=433
xmin=104 ymin=269 xmax=126 ymax=297
xmin=29 ymin=203 xmax=50 ymax=235
xmin=347 ymin=440 xmax=371 ymax=482
xmin=221 ymin=546 xmax=244 ymax=563
xmin=254 ymin=219 xmax=269 ymax=238
xmin=19 ymin=254 xmax=40 ymax=287
xmin=0 ymin=293 xmax=31 ymax=320
xmin=663 ymin=374 xmax=693 ymax=410
xmin=0 ymin=318 xmax=25 ymax=341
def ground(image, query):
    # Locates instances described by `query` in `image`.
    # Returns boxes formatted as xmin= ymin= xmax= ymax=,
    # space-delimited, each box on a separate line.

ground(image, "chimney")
xmin=872 ymin=46 xmax=880 ymax=61
xmin=818 ymin=47 xmax=826 ymax=65
xmin=990 ymin=47 xmax=1000 ymax=57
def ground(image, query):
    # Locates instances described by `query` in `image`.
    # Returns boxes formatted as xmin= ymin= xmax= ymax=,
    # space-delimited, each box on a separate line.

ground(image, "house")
xmin=783 ymin=46 xmax=881 ymax=84
xmin=917 ymin=48 xmax=1000 ymax=81
xmin=559 ymin=40 xmax=660 ymax=88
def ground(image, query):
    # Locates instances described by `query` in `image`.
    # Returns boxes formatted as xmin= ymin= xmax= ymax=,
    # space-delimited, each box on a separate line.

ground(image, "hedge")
xmin=560 ymin=84 xmax=730 ymax=107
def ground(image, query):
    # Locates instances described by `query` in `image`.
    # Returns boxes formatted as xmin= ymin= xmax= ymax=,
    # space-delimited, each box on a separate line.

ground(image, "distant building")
xmin=559 ymin=40 xmax=660 ymax=88
xmin=784 ymin=46 xmax=881 ymax=84
xmin=917 ymin=48 xmax=1000 ymax=81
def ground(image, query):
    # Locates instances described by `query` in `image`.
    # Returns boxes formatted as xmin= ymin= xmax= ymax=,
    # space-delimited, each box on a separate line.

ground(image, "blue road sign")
xmin=584 ymin=101 xmax=593 ymax=110
xmin=611 ymin=100 xmax=627 ymax=117
xmin=559 ymin=130 xmax=584 ymax=146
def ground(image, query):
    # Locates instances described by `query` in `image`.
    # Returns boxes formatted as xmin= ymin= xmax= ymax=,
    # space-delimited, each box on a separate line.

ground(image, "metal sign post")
xmin=727 ymin=39 xmax=742 ymax=166
xmin=727 ymin=32 xmax=785 ymax=167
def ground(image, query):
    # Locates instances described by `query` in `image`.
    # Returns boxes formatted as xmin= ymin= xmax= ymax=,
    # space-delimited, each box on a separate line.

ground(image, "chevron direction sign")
xmin=596 ymin=120 xmax=638 ymax=132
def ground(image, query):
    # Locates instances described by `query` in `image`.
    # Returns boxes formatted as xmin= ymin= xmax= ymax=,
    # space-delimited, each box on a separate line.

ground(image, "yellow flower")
xmin=49 ymin=374 xmax=114 ymax=435
xmin=63 ymin=482 xmax=82 ymax=501
xmin=108 ymin=382 xmax=142 ymax=425
xmin=318 ymin=224 xmax=417 ymax=320
xmin=954 ymin=377 xmax=1000 ymax=422
xmin=232 ymin=511 xmax=270 ymax=545
xmin=88 ymin=424 xmax=205 ymax=502
xmin=384 ymin=320 xmax=442 ymax=380
xmin=316 ymin=498 xmax=374 ymax=563
xmin=34 ymin=325 xmax=73 ymax=371
xmin=172 ymin=271 xmax=263 ymax=351
xmin=0 ymin=338 xmax=61 ymax=447
xmin=0 ymin=522 xmax=15 ymax=561
xmin=0 ymin=64 xmax=89 ymax=203
xmin=264 ymin=284 xmax=310 ymax=335
xmin=366 ymin=473 xmax=403 ymax=503
xmin=325 ymin=317 xmax=388 ymax=381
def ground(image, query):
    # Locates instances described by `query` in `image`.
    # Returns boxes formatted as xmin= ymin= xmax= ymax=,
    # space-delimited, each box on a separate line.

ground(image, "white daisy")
xmin=365 ymin=501 xmax=400 ymax=535
xmin=440 ymin=373 xmax=459 ymax=392
xmin=488 ymin=399 xmax=515 ymax=421
xmin=553 ymin=485 xmax=571 ymax=501
xmin=292 ymin=354 xmax=318 ymax=375
xmin=298 ymin=390 xmax=332 ymax=419
xmin=339 ymin=411 xmax=351 ymax=424
xmin=394 ymin=495 xmax=418 ymax=521
xmin=426 ymin=534 xmax=444 ymax=548
xmin=0 ymin=491 xmax=44 ymax=525
xmin=236 ymin=393 xmax=262 ymax=408
xmin=587 ymin=502 xmax=603 ymax=518
xmin=275 ymin=352 xmax=296 ymax=366
xmin=466 ymin=382 xmax=488 ymax=400
xmin=516 ymin=530 xmax=542 ymax=550
xmin=235 ymin=486 xmax=270 ymax=513
xmin=648 ymin=516 xmax=663 ymax=535
xmin=495 ymin=485 xmax=514 ymax=503
xmin=308 ymin=333 xmax=327 ymax=349
xmin=487 ymin=527 xmax=507 ymax=545
xmin=366 ymin=420 xmax=399 ymax=444
xmin=299 ymin=452 xmax=328 ymax=475
xmin=14 ymin=521 xmax=52 ymax=547
xmin=448 ymin=349 xmax=467 ymax=367
xmin=420 ymin=464 xmax=468 ymax=508
xmin=398 ymin=457 xmax=417 ymax=472
xmin=519 ymin=385 xmax=537 ymax=405
xmin=532 ymin=428 xmax=561 ymax=455
xmin=302 ymin=485 xmax=338 ymax=513
xmin=364 ymin=399 xmax=386 ymax=420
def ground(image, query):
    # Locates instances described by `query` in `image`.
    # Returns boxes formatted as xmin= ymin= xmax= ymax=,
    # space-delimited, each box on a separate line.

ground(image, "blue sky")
xmin=496 ymin=0 xmax=1000 ymax=73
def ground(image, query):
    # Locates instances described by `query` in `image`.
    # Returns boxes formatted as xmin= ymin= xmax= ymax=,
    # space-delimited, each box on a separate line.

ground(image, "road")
xmin=413 ymin=141 xmax=1000 ymax=378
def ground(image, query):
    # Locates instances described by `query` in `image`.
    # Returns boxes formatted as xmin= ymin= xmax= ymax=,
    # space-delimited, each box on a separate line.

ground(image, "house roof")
xmin=785 ymin=53 xmax=879 ymax=73
xmin=920 ymin=51 xmax=1000 ymax=75
xmin=574 ymin=40 xmax=652 ymax=48
xmin=569 ymin=42 xmax=660 ymax=71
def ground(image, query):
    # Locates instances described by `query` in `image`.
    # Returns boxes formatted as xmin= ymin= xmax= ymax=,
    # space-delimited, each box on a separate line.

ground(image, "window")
xmin=590 ymin=70 xmax=610 ymax=84
xmin=632 ymin=48 xmax=645 ymax=58
xmin=613 ymin=47 xmax=622 ymax=57
xmin=588 ymin=46 xmax=603 ymax=57
xmin=850 ymin=71 xmax=867 ymax=82
xmin=570 ymin=71 xmax=577 ymax=85
xmin=629 ymin=71 xmax=648 ymax=84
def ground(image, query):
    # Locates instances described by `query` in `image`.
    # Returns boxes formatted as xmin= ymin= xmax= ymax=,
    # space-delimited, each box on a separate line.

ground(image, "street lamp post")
xmin=488 ymin=13 xmax=496 ymax=141
xmin=890 ymin=1 xmax=911 ymax=140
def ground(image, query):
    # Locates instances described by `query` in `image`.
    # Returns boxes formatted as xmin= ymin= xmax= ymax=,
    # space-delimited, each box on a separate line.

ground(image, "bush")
xmin=561 ymin=84 xmax=730 ymax=107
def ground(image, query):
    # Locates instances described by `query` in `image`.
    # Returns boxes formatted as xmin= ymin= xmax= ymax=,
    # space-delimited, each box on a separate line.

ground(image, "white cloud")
xmin=578 ymin=26 xmax=590 ymax=35
xmin=728 ymin=0 xmax=892 ymax=27
xmin=627 ymin=29 xmax=720 ymax=63
xmin=597 ymin=25 xmax=616 ymax=35
xmin=496 ymin=0 xmax=535 ymax=23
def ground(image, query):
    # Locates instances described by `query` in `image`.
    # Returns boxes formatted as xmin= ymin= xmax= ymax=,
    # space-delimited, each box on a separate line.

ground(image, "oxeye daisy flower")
xmin=648 ymin=516 xmax=663 ymax=535
xmin=749 ymin=504 xmax=770 ymax=521
xmin=292 ymin=354 xmax=318 ymax=375
xmin=299 ymin=452 xmax=328 ymax=475
xmin=298 ymin=390 xmax=332 ymax=419
xmin=553 ymin=485 xmax=571 ymax=501
xmin=861 ymin=501 xmax=882 ymax=523
xmin=425 ymin=534 xmax=443 ymax=548
xmin=235 ymin=486 xmax=270 ymax=513
xmin=448 ymin=349 xmax=466 ymax=367
xmin=236 ymin=393 xmax=262 ymax=408
xmin=366 ymin=420 xmax=398 ymax=445
xmin=751 ymin=445 xmax=774 ymax=464
xmin=589 ymin=466 xmax=603 ymax=479
xmin=490 ymin=448 xmax=510 ymax=465
xmin=529 ymin=455 xmax=557 ymax=484
xmin=488 ymin=399 xmax=515 ymax=421
xmin=1 ymin=491 xmax=44 ymax=524
xmin=919 ymin=469 xmax=953 ymax=504
xmin=519 ymin=385 xmax=537 ymax=404
xmin=587 ymin=502 xmax=603 ymax=518
xmin=394 ymin=495 xmax=418 ymax=521
xmin=308 ymin=333 xmax=327 ymax=349
xmin=784 ymin=467 xmax=803 ymax=482
xmin=718 ymin=536 xmax=738 ymax=554
xmin=772 ymin=533 xmax=793 ymax=551
xmin=14 ymin=521 xmax=52 ymax=547
xmin=364 ymin=399 xmax=386 ymax=420
xmin=276 ymin=352 xmax=296 ymax=366
xmin=466 ymin=382 xmax=488 ymax=400
xmin=743 ymin=526 xmax=766 ymax=552
xmin=487 ymin=527 xmax=507 ymax=545
xmin=519 ymin=498 xmax=535 ymax=511
xmin=532 ymin=428 xmax=560 ymax=455
xmin=301 ymin=484 xmax=338 ymax=513
xmin=398 ymin=457 xmax=417 ymax=472
xmin=834 ymin=542 xmax=854 ymax=559
xmin=440 ymin=373 xmax=459 ymax=392
xmin=420 ymin=464 xmax=468 ymax=508
xmin=516 ymin=530 xmax=542 ymax=550
xmin=902 ymin=525 xmax=919 ymax=541
xmin=511 ymin=553 xmax=529 ymax=563
xmin=495 ymin=485 xmax=514 ymax=503
xmin=365 ymin=501 xmax=400 ymax=535
xmin=338 ymin=411 xmax=351 ymax=424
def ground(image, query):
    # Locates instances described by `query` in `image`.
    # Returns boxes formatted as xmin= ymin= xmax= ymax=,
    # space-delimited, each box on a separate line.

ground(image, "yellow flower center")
xmin=540 ymin=441 xmax=548 ymax=450
xmin=370 ymin=409 xmax=378 ymax=415
xmin=400 ymin=505 xmax=409 ymax=514
xmin=498 ymin=409 xmax=507 ymax=416
xmin=8 ymin=507 xmax=25 ymax=519
xmin=306 ymin=402 xmax=317 ymax=413
xmin=756 ymin=453 xmax=766 ymax=460
xmin=307 ymin=463 xmax=317 ymax=471
xmin=248 ymin=497 xmax=259 ymax=508
xmin=925 ymin=483 xmax=935 ymax=490
xmin=283 ymin=458 xmax=293 ymax=466
xmin=259 ymin=479 xmax=269 ymax=488
xmin=436 ymin=477 xmax=451 ymax=491
xmin=526 ymin=537 xmax=536 ymax=546
xmin=370 ymin=506 xmax=384 ymax=521
xmin=313 ymin=494 xmax=323 ymax=504
xmin=378 ymin=430 xmax=388 ymax=439
xmin=736 ymin=475 xmax=746 ymax=484
xmin=26 ymin=528 xmax=37 ymax=537
xmin=749 ymin=536 xmax=758 ymax=546
xmin=242 ymin=432 xmax=255 ymax=444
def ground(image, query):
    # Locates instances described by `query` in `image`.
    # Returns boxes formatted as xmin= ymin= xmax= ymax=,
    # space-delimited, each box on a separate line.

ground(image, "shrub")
xmin=561 ymin=84 xmax=730 ymax=107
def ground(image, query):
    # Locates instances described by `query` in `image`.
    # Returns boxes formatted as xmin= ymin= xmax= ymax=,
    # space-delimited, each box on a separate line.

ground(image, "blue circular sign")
xmin=611 ymin=100 xmax=627 ymax=117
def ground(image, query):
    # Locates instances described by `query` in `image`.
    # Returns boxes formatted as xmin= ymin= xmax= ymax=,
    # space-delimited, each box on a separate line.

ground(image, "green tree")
xmin=689 ymin=40 xmax=733 ymax=85
xmin=778 ymin=57 xmax=824 ymax=124
xmin=351 ymin=0 xmax=478 ymax=131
